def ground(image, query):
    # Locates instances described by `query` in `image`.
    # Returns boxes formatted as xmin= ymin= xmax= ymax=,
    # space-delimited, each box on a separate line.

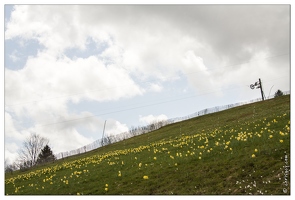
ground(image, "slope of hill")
xmin=5 ymin=95 xmax=290 ymax=195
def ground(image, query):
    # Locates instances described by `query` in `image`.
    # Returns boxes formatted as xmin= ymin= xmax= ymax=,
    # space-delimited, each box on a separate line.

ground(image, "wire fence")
xmin=55 ymin=91 xmax=290 ymax=160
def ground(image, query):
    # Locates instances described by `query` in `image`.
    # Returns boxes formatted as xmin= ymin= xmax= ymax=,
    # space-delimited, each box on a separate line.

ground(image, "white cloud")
xmin=4 ymin=50 xmax=143 ymax=157
xmin=5 ymin=147 xmax=19 ymax=165
xmin=104 ymin=119 xmax=129 ymax=136
xmin=30 ymin=126 xmax=93 ymax=154
xmin=5 ymin=5 xmax=290 ymax=92
xmin=149 ymin=83 xmax=163 ymax=93
xmin=139 ymin=114 xmax=168 ymax=125
xmin=6 ymin=5 xmax=87 ymax=55
xmin=5 ymin=112 xmax=25 ymax=141
xmin=5 ymin=106 xmax=131 ymax=159
xmin=5 ymin=52 xmax=144 ymax=117
xmin=5 ymin=142 xmax=19 ymax=153
xmin=180 ymin=50 xmax=216 ymax=93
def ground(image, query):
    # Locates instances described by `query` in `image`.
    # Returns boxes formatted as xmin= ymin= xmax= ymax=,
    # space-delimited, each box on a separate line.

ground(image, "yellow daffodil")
xmin=252 ymin=154 xmax=256 ymax=158
xmin=280 ymin=131 xmax=285 ymax=136
xmin=143 ymin=176 xmax=149 ymax=180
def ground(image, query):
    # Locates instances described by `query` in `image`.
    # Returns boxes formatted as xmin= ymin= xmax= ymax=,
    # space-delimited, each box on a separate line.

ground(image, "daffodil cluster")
xmin=5 ymin=112 xmax=290 ymax=195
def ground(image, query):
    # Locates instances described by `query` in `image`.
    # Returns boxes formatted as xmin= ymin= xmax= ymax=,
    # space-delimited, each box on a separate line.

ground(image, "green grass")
xmin=5 ymin=95 xmax=290 ymax=195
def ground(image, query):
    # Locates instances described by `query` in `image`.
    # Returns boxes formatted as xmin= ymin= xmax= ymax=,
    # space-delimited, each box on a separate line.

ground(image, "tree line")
xmin=5 ymin=90 xmax=287 ymax=173
xmin=55 ymin=119 xmax=169 ymax=160
xmin=5 ymin=133 xmax=56 ymax=174
xmin=5 ymin=119 xmax=168 ymax=173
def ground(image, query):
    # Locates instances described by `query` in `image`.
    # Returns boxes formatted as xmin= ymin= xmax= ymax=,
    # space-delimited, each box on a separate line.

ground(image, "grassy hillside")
xmin=5 ymin=95 xmax=290 ymax=195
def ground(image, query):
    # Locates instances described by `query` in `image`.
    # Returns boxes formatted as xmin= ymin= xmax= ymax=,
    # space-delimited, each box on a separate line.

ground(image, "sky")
xmin=4 ymin=4 xmax=291 ymax=165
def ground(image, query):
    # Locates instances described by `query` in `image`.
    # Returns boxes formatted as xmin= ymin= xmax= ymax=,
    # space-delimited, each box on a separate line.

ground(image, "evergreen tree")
xmin=37 ymin=145 xmax=56 ymax=164
xmin=274 ymin=89 xmax=284 ymax=98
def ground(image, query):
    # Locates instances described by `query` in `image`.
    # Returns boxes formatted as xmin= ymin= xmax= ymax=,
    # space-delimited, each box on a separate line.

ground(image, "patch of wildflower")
xmin=4 ymin=112 xmax=290 ymax=195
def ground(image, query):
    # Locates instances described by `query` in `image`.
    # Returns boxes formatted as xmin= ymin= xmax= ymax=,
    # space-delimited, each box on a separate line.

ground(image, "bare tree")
xmin=18 ymin=133 xmax=49 ymax=168
xmin=5 ymin=159 xmax=14 ymax=174
xmin=129 ymin=126 xmax=137 ymax=136
xmin=103 ymin=134 xmax=112 ymax=146
xmin=108 ymin=134 xmax=117 ymax=144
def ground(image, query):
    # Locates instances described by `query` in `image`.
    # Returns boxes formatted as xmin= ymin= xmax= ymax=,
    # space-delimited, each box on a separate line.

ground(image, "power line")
xmin=5 ymin=73 xmax=290 ymax=134
xmin=7 ymin=76 xmax=258 ymax=131
xmin=5 ymin=84 xmax=247 ymax=134
xmin=5 ymin=52 xmax=289 ymax=107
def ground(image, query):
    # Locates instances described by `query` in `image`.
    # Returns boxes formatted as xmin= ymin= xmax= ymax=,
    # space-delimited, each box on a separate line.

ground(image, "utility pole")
xmin=101 ymin=120 xmax=107 ymax=147
xmin=250 ymin=78 xmax=265 ymax=101
xmin=258 ymin=78 xmax=265 ymax=101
